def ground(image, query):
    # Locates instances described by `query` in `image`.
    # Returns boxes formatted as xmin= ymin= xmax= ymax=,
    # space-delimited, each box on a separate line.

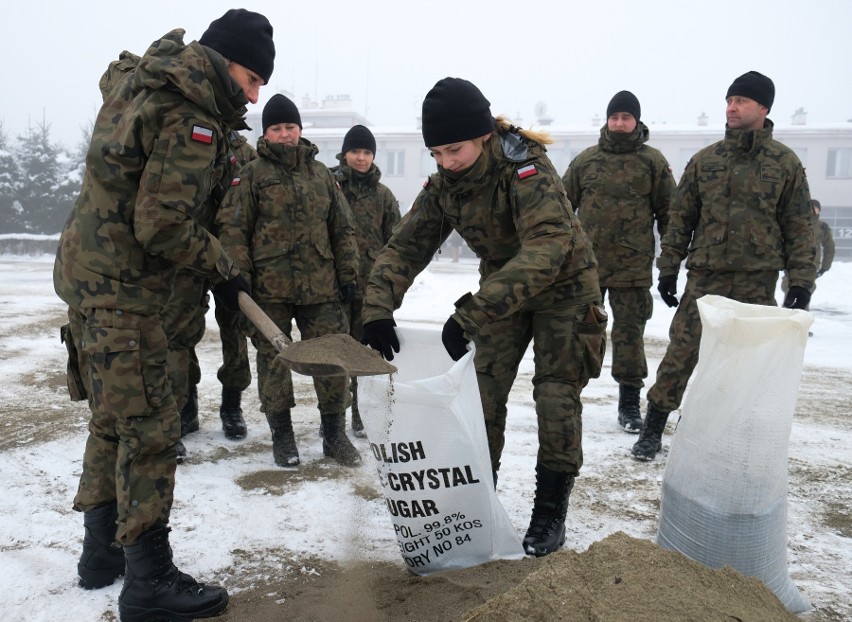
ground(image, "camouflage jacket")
xmin=54 ymin=29 xmax=248 ymax=314
xmin=217 ymin=137 xmax=359 ymax=304
xmin=330 ymin=162 xmax=401 ymax=294
xmin=363 ymin=131 xmax=600 ymax=331
xmin=562 ymin=123 xmax=675 ymax=288
xmin=658 ymin=120 xmax=816 ymax=290
xmin=814 ymin=219 xmax=835 ymax=273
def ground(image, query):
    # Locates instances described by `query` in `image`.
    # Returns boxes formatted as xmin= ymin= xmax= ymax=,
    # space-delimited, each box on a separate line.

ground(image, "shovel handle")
xmin=237 ymin=291 xmax=292 ymax=353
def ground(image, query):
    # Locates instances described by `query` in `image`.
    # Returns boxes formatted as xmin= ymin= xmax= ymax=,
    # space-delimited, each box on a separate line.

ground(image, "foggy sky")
xmin=4 ymin=0 xmax=851 ymax=148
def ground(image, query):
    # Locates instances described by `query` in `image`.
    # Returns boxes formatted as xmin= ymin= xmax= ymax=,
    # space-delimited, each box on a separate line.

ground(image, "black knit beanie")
xmin=421 ymin=77 xmax=496 ymax=148
xmin=341 ymin=125 xmax=376 ymax=155
xmin=726 ymin=71 xmax=775 ymax=111
xmin=606 ymin=90 xmax=641 ymax=121
xmin=262 ymin=94 xmax=302 ymax=132
xmin=200 ymin=9 xmax=275 ymax=84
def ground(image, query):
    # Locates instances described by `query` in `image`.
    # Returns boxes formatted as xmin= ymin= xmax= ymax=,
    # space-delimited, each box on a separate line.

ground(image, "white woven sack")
xmin=359 ymin=326 xmax=524 ymax=576
xmin=657 ymin=294 xmax=812 ymax=612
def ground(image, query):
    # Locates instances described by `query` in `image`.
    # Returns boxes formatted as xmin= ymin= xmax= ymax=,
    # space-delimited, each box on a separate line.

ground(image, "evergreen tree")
xmin=15 ymin=120 xmax=76 ymax=234
xmin=0 ymin=122 xmax=24 ymax=233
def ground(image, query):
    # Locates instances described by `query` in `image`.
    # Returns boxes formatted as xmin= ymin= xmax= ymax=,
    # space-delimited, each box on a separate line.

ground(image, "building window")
xmin=826 ymin=148 xmax=852 ymax=179
xmin=386 ymin=150 xmax=405 ymax=176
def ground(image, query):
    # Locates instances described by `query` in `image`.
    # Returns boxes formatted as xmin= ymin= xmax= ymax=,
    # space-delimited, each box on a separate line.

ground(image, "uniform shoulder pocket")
xmin=142 ymin=137 xmax=171 ymax=194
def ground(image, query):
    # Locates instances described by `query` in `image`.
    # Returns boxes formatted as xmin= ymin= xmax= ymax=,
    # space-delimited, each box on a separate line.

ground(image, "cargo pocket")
xmin=60 ymin=323 xmax=87 ymax=401
xmin=84 ymin=325 xmax=149 ymax=418
xmin=575 ymin=304 xmax=608 ymax=380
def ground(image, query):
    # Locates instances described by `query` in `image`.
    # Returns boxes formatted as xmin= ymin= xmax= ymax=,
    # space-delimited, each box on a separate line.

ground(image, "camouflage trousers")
xmin=344 ymin=295 xmax=366 ymax=409
xmin=70 ymin=307 xmax=179 ymax=545
xmin=601 ymin=286 xmax=653 ymax=388
xmin=647 ymin=270 xmax=778 ymax=413
xmin=160 ymin=270 xmax=208 ymax=411
xmin=215 ymin=298 xmax=252 ymax=392
xmin=250 ymin=301 xmax=349 ymax=415
xmin=473 ymin=301 xmax=607 ymax=476
xmin=161 ymin=271 xmax=253 ymax=412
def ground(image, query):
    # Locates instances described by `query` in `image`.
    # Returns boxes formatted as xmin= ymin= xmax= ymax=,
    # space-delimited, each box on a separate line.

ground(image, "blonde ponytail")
xmin=494 ymin=115 xmax=554 ymax=145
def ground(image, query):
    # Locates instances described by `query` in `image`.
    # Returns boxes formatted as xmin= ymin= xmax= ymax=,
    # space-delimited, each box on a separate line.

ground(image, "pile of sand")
xmin=463 ymin=531 xmax=798 ymax=622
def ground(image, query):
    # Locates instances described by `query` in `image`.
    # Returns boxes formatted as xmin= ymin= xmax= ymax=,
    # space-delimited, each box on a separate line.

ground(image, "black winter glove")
xmin=657 ymin=275 xmax=679 ymax=308
xmin=783 ymin=286 xmax=811 ymax=310
xmin=361 ymin=319 xmax=400 ymax=361
xmin=211 ymin=274 xmax=251 ymax=312
xmin=340 ymin=283 xmax=357 ymax=304
xmin=441 ymin=316 xmax=470 ymax=361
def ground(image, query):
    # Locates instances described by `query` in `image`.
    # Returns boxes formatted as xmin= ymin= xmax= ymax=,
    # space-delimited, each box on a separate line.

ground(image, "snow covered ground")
xmin=0 ymin=254 xmax=849 ymax=621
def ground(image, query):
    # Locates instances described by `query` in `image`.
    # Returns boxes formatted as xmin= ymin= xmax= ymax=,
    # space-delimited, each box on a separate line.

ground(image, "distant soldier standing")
xmin=780 ymin=198 xmax=835 ymax=316
xmin=562 ymin=90 xmax=674 ymax=434
xmin=217 ymin=94 xmax=361 ymax=468
xmin=53 ymin=9 xmax=274 ymax=621
xmin=633 ymin=71 xmax=816 ymax=461
xmin=330 ymin=125 xmax=401 ymax=437
xmin=361 ymin=78 xmax=606 ymax=557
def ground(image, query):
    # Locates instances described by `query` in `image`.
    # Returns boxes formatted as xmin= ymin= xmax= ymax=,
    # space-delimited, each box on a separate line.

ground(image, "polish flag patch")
xmin=191 ymin=125 xmax=214 ymax=144
xmin=231 ymin=177 xmax=241 ymax=186
xmin=517 ymin=164 xmax=538 ymax=179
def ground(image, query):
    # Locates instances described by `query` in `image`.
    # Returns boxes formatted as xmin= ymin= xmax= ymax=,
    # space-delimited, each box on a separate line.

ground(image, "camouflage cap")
xmin=200 ymin=9 xmax=275 ymax=84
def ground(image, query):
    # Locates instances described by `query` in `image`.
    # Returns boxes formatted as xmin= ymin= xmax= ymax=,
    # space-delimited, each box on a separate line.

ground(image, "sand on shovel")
xmin=280 ymin=333 xmax=397 ymax=377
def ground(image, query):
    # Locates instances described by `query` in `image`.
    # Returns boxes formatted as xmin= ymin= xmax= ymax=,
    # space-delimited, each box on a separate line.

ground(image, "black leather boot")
xmin=77 ymin=501 xmax=125 ymax=589
xmin=631 ymin=402 xmax=670 ymax=461
xmin=118 ymin=526 xmax=228 ymax=622
xmin=179 ymin=384 xmax=199 ymax=437
xmin=617 ymin=384 xmax=643 ymax=433
xmin=522 ymin=464 xmax=575 ymax=557
xmin=321 ymin=413 xmax=362 ymax=467
xmin=219 ymin=387 xmax=247 ymax=440
xmin=266 ymin=409 xmax=299 ymax=466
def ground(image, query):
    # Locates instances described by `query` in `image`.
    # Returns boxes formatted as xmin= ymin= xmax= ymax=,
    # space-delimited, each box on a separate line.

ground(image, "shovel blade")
xmin=275 ymin=334 xmax=397 ymax=378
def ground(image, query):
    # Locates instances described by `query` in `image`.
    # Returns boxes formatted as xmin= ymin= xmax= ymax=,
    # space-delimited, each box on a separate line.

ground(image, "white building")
xmin=245 ymin=97 xmax=852 ymax=259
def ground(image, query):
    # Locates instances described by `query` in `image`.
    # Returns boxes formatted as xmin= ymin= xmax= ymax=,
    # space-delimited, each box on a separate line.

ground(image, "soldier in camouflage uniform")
xmin=330 ymin=125 xmax=401 ymax=437
xmin=562 ymin=90 xmax=675 ymax=434
xmin=217 ymin=94 xmax=362 ymax=468
xmin=633 ymin=71 xmax=816 ymax=462
xmin=360 ymin=78 xmax=606 ymax=558
xmin=809 ymin=200 xmax=835 ymax=279
xmin=161 ymin=130 xmax=258 ymax=463
xmin=780 ymin=199 xmax=835 ymax=320
xmin=52 ymin=10 xmax=274 ymax=620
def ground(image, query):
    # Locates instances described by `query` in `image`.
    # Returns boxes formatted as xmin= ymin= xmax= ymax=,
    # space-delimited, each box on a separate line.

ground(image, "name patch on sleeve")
xmin=191 ymin=125 xmax=214 ymax=144
xmin=517 ymin=164 xmax=538 ymax=180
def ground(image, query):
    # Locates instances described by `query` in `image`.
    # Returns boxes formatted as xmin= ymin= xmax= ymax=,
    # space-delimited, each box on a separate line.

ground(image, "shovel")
xmin=238 ymin=291 xmax=397 ymax=377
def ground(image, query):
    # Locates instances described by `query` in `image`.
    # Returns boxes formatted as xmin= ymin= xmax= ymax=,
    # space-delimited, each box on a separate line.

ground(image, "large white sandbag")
xmin=359 ymin=326 xmax=524 ymax=575
xmin=657 ymin=294 xmax=812 ymax=613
